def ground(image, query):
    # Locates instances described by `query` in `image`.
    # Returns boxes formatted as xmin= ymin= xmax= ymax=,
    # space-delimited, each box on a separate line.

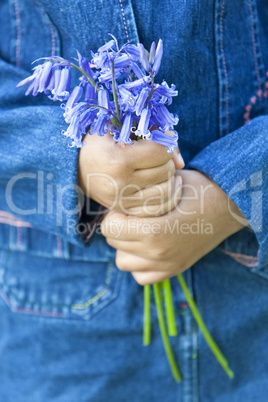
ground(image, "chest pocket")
xmin=0 ymin=238 xmax=122 ymax=320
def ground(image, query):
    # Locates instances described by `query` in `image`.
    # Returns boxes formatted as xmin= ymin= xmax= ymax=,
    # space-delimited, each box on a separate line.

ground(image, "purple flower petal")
xmin=51 ymin=67 xmax=71 ymax=101
xmin=150 ymin=129 xmax=178 ymax=153
xmin=38 ymin=61 xmax=52 ymax=93
xmin=84 ymin=83 xmax=97 ymax=102
xmin=97 ymin=39 xmax=115 ymax=53
xmin=121 ymin=75 xmax=151 ymax=89
xmin=114 ymin=54 xmax=131 ymax=68
xmin=118 ymin=87 xmax=137 ymax=113
xmin=149 ymin=42 xmax=156 ymax=65
xmin=90 ymin=113 xmax=110 ymax=136
xmin=135 ymin=87 xmax=150 ymax=115
xmin=97 ymin=88 xmax=110 ymax=112
xmin=130 ymin=62 xmax=145 ymax=79
xmin=16 ymin=74 xmax=35 ymax=88
xmin=114 ymin=113 xmax=134 ymax=144
xmin=80 ymin=108 xmax=98 ymax=133
xmin=138 ymin=43 xmax=151 ymax=73
xmin=124 ymin=44 xmax=140 ymax=60
xmin=65 ymin=86 xmax=83 ymax=110
xmin=136 ymin=108 xmax=151 ymax=138
xmin=152 ymin=39 xmax=163 ymax=76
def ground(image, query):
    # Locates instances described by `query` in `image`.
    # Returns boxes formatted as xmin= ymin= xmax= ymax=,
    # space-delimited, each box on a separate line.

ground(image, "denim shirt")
xmin=0 ymin=1 xmax=268 ymax=401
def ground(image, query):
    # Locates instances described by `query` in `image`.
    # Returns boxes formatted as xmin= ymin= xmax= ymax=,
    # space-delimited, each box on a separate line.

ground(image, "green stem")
xmin=153 ymin=283 xmax=182 ymax=382
xmin=143 ymin=285 xmax=151 ymax=346
xmin=111 ymin=58 xmax=120 ymax=121
xmin=177 ymin=274 xmax=234 ymax=379
xmin=70 ymin=63 xmax=96 ymax=88
xmin=83 ymin=104 xmax=121 ymax=129
xmin=146 ymin=73 xmax=155 ymax=106
xmin=162 ymin=279 xmax=177 ymax=336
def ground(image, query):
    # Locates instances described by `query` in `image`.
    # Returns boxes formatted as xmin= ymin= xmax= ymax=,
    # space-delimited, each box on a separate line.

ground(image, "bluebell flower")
xmin=64 ymin=86 xmax=83 ymax=111
xmin=84 ymin=83 xmax=97 ymax=102
xmin=148 ymin=42 xmax=156 ymax=65
xmin=17 ymin=72 xmax=37 ymax=90
xmin=50 ymin=67 xmax=71 ymax=101
xmin=136 ymin=108 xmax=151 ymax=138
xmin=91 ymin=40 xmax=115 ymax=70
xmin=151 ymin=105 xmax=179 ymax=131
xmin=76 ymin=50 xmax=96 ymax=82
xmin=155 ymin=81 xmax=178 ymax=105
xmin=124 ymin=44 xmax=140 ymax=61
xmin=90 ymin=113 xmax=110 ymax=136
xmin=45 ymin=64 xmax=59 ymax=94
xmin=22 ymin=65 xmax=43 ymax=96
xmin=149 ymin=129 xmax=178 ymax=153
xmin=135 ymin=87 xmax=151 ymax=115
xmin=17 ymin=57 xmax=71 ymax=97
xmin=121 ymin=76 xmax=151 ymax=90
xmin=98 ymin=68 xmax=121 ymax=84
xmin=79 ymin=107 xmax=98 ymax=134
xmin=62 ymin=114 xmax=84 ymax=148
xmin=97 ymin=39 xmax=116 ymax=53
xmin=63 ymin=102 xmax=87 ymax=124
xmin=138 ymin=44 xmax=151 ymax=74
xmin=114 ymin=113 xmax=134 ymax=144
xmin=118 ymin=87 xmax=137 ymax=113
xmin=130 ymin=62 xmax=145 ymax=79
xmin=114 ymin=54 xmax=131 ymax=69
xmin=97 ymin=88 xmax=110 ymax=112
xmin=152 ymin=39 xmax=163 ymax=76
xmin=37 ymin=61 xmax=52 ymax=93
xmin=138 ymin=39 xmax=163 ymax=76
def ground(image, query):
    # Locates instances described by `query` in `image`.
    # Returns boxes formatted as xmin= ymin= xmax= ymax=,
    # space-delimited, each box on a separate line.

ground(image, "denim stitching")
xmin=0 ymin=290 xmax=64 ymax=317
xmin=219 ymin=248 xmax=259 ymax=267
xmin=56 ymin=236 xmax=62 ymax=258
xmin=16 ymin=226 xmax=22 ymax=250
xmin=1 ymin=262 xmax=114 ymax=314
xmin=0 ymin=211 xmax=32 ymax=227
xmin=243 ymin=71 xmax=268 ymax=123
xmin=243 ymin=0 xmax=267 ymax=124
xmin=13 ymin=0 xmax=21 ymax=67
xmin=32 ymin=0 xmax=59 ymax=57
xmin=118 ymin=0 xmax=130 ymax=42
xmin=47 ymin=21 xmax=56 ymax=57
xmin=248 ymin=0 xmax=262 ymax=93
xmin=72 ymin=263 xmax=113 ymax=309
xmin=219 ymin=0 xmax=230 ymax=135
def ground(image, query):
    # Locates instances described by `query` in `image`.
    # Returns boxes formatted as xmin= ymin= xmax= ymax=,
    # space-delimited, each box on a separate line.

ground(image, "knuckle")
xmin=115 ymin=253 xmax=128 ymax=272
xmin=133 ymin=273 xmax=150 ymax=286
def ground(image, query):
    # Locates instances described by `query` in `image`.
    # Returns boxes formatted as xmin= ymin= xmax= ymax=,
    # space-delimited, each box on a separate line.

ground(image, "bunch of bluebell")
xmin=17 ymin=36 xmax=179 ymax=152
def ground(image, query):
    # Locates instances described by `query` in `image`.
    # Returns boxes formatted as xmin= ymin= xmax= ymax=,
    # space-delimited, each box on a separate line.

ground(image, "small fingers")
xmin=120 ymin=175 xmax=183 ymax=217
xmin=124 ymin=138 xmax=174 ymax=169
xmin=132 ymin=159 xmax=175 ymax=188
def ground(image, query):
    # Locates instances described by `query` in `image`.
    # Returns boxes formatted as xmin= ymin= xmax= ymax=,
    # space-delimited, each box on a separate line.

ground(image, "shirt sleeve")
xmin=0 ymin=58 xmax=87 ymax=245
xmin=187 ymin=115 xmax=268 ymax=268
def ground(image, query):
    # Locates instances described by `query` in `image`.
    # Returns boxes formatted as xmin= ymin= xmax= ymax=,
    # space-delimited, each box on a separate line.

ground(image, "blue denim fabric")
xmin=0 ymin=0 xmax=268 ymax=401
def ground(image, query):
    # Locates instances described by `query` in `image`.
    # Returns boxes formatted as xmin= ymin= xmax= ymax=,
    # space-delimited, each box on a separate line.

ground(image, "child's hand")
xmin=78 ymin=132 xmax=184 ymax=217
xmin=101 ymin=170 xmax=247 ymax=285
